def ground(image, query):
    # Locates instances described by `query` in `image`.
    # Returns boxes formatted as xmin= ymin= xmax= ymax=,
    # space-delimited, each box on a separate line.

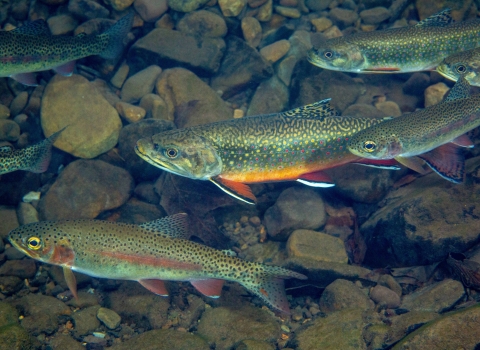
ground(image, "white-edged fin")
xmin=444 ymin=75 xmax=471 ymax=101
xmin=11 ymin=73 xmax=37 ymax=86
xmin=190 ymin=279 xmax=224 ymax=298
xmin=415 ymin=9 xmax=453 ymax=27
xmin=139 ymin=213 xmax=190 ymax=239
xmin=297 ymin=170 xmax=335 ymax=187
xmin=210 ymin=177 xmax=257 ymax=205
xmin=451 ymin=134 xmax=474 ymax=148
xmin=281 ymin=98 xmax=339 ymax=119
xmin=417 ymin=143 xmax=465 ymax=183
xmin=53 ymin=61 xmax=76 ymax=76
xmin=353 ymin=158 xmax=401 ymax=170
xmin=138 ymin=279 xmax=169 ymax=296
xmin=11 ymin=19 xmax=51 ymax=35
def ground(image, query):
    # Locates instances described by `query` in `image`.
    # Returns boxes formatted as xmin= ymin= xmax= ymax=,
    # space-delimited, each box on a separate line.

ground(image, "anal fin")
xmin=297 ymin=171 xmax=335 ymax=187
xmin=210 ymin=177 xmax=257 ymax=204
xmin=417 ymin=143 xmax=465 ymax=183
xmin=53 ymin=61 xmax=76 ymax=76
xmin=353 ymin=158 xmax=401 ymax=170
xmin=11 ymin=73 xmax=38 ymax=86
xmin=451 ymin=134 xmax=474 ymax=148
xmin=190 ymin=279 xmax=224 ymax=298
xmin=138 ymin=279 xmax=169 ymax=296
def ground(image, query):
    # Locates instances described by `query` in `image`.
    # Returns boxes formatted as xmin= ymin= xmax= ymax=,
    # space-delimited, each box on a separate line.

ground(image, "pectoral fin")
xmin=138 ymin=279 xmax=169 ymax=296
xmin=417 ymin=143 xmax=465 ymax=183
xmin=394 ymin=156 xmax=431 ymax=175
xmin=210 ymin=177 xmax=257 ymax=205
xmin=190 ymin=279 xmax=224 ymax=298
xmin=62 ymin=266 xmax=78 ymax=300
xmin=11 ymin=73 xmax=38 ymax=86
xmin=297 ymin=171 xmax=335 ymax=187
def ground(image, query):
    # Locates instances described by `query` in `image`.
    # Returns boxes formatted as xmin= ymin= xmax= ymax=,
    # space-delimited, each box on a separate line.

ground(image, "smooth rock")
xmin=134 ymin=181 xmax=160 ymax=204
xmin=305 ymin=0 xmax=332 ymax=11
xmin=342 ymin=103 xmax=387 ymax=118
xmin=106 ymin=0 xmax=134 ymax=11
xmin=109 ymin=329 xmax=209 ymax=350
xmin=0 ymin=104 xmax=9 ymax=119
xmin=255 ymin=0 xmax=273 ymax=22
xmin=218 ymin=0 xmax=247 ymax=17
xmin=287 ymin=229 xmax=348 ymax=263
xmin=246 ymin=75 xmax=289 ymax=116
xmin=168 ymin=0 xmax=210 ymax=12
xmin=415 ymin=0 xmax=472 ymax=22
xmin=96 ymin=307 xmax=121 ymax=329
xmin=259 ymin=39 xmax=290 ymax=63
xmin=9 ymin=92 xmax=28 ymax=117
xmin=49 ymin=334 xmax=85 ymax=350
xmin=319 ymin=279 xmax=373 ymax=314
xmin=196 ymin=305 xmax=280 ymax=349
xmin=424 ymin=82 xmax=449 ymax=107
xmin=66 ymin=291 xmax=100 ymax=309
xmin=0 ymin=120 xmax=20 ymax=142
xmin=110 ymin=62 xmax=130 ymax=89
xmin=323 ymin=25 xmax=342 ymax=39
xmin=370 ymin=285 xmax=401 ymax=308
xmin=264 ymin=186 xmax=327 ymax=240
xmin=236 ymin=339 xmax=275 ymax=350
xmin=16 ymin=202 xmax=39 ymax=225
xmin=359 ymin=6 xmax=391 ymax=24
xmin=276 ymin=55 xmax=297 ymax=86
xmin=402 ymin=72 xmax=430 ymax=96
xmin=329 ymin=7 xmax=359 ymax=28
xmin=381 ymin=311 xmax=439 ymax=347
xmin=375 ymin=100 xmax=402 ymax=117
xmin=4 ymin=246 xmax=26 ymax=260
xmin=0 ymin=259 xmax=36 ymax=279
xmin=41 ymin=74 xmax=122 ymax=159
xmin=0 ymin=302 xmax=19 ymax=327
xmin=156 ymin=68 xmax=233 ymax=127
xmin=72 ymin=305 xmax=101 ymax=337
xmin=47 ymin=14 xmax=78 ymax=35
xmin=0 ymin=276 xmax=23 ymax=295
xmin=121 ymin=65 xmax=162 ymax=104
xmin=37 ymin=159 xmax=134 ymax=220
xmin=0 ymin=206 xmax=19 ymax=240
xmin=241 ymin=16 xmax=262 ymax=47
xmin=177 ymin=10 xmax=227 ymax=37
xmin=101 ymin=198 xmax=166 ymax=224
xmin=311 ymin=17 xmax=333 ymax=32
xmin=377 ymin=274 xmax=402 ymax=298
xmin=139 ymin=93 xmax=169 ymax=120
xmin=67 ymin=0 xmax=109 ymax=20
xmin=0 ymin=324 xmax=33 ymax=350
xmin=134 ymin=0 xmax=167 ymax=22
xmin=116 ymin=102 xmax=146 ymax=123
xmin=275 ymin=5 xmax=301 ymax=18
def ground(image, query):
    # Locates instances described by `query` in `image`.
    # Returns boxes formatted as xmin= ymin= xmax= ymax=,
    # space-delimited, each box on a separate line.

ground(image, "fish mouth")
xmin=306 ymin=49 xmax=325 ymax=67
xmin=134 ymin=143 xmax=188 ymax=177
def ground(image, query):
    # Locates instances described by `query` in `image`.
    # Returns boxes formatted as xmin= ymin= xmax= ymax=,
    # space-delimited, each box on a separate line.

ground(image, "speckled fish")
xmin=347 ymin=75 xmax=479 ymax=183
xmin=307 ymin=9 xmax=480 ymax=73
xmin=0 ymin=12 xmax=134 ymax=86
xmin=7 ymin=214 xmax=306 ymax=314
xmin=437 ymin=47 xmax=480 ymax=86
xmin=0 ymin=128 xmax=64 ymax=175
xmin=135 ymin=99 xmax=399 ymax=204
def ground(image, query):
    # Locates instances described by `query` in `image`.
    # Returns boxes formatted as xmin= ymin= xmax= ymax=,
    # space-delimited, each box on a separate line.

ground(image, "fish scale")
xmin=8 ymin=215 xmax=307 ymax=314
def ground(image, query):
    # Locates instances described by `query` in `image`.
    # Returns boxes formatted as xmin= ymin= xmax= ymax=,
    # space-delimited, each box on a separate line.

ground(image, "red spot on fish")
xmin=278 ymin=158 xmax=283 ymax=162
xmin=320 ymin=141 xmax=324 ymax=144
xmin=301 ymin=149 xmax=305 ymax=153
xmin=339 ymin=146 xmax=343 ymax=150
xmin=260 ymin=288 xmax=269 ymax=297
xmin=285 ymin=149 xmax=289 ymax=153
xmin=326 ymin=152 xmax=331 ymax=156
xmin=255 ymin=158 xmax=259 ymax=161
xmin=264 ymin=147 xmax=267 ymax=150
xmin=311 ymin=149 xmax=315 ymax=153
xmin=100 ymin=251 xmax=203 ymax=270
xmin=345 ymin=138 xmax=349 ymax=141
xmin=337 ymin=138 xmax=341 ymax=142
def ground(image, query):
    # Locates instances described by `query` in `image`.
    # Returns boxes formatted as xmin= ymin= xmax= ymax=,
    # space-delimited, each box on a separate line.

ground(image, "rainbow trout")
xmin=0 ymin=128 xmax=63 ymax=175
xmin=437 ymin=47 xmax=480 ymax=86
xmin=0 ymin=12 xmax=133 ymax=86
xmin=7 ymin=214 xmax=306 ymax=314
xmin=307 ymin=9 xmax=480 ymax=73
xmin=135 ymin=99 xmax=399 ymax=204
xmin=347 ymin=75 xmax=479 ymax=182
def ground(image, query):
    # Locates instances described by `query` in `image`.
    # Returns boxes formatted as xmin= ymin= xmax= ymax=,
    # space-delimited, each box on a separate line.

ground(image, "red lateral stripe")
xmin=100 ymin=251 xmax=203 ymax=271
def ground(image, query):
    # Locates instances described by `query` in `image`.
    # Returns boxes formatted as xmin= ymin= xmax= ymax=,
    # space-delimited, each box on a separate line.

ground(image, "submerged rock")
xmin=109 ymin=329 xmax=209 ymax=350
xmin=319 ymin=279 xmax=374 ymax=314
xmin=287 ymin=229 xmax=348 ymax=263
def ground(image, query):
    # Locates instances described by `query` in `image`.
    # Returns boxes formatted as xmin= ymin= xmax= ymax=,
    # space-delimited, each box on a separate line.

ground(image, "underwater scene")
xmin=1 ymin=0 xmax=480 ymax=348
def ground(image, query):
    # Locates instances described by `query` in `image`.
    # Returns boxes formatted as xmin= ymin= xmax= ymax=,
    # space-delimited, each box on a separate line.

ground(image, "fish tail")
xmin=99 ymin=12 xmax=134 ymax=60
xmin=27 ymin=128 xmax=65 ymax=173
xmin=240 ymin=265 xmax=307 ymax=314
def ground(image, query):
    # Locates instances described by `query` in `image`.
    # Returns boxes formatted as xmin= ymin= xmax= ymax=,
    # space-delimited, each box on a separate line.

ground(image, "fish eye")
xmin=456 ymin=64 xmax=467 ymax=73
xmin=27 ymin=236 xmax=42 ymax=250
xmin=363 ymin=141 xmax=377 ymax=152
xmin=324 ymin=51 xmax=334 ymax=59
xmin=165 ymin=148 xmax=178 ymax=158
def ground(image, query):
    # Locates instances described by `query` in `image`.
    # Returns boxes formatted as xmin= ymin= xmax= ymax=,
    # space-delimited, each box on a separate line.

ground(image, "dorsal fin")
xmin=416 ymin=9 xmax=453 ymax=28
xmin=11 ymin=20 xmax=51 ymax=36
xmin=282 ymin=99 xmax=339 ymax=119
xmin=444 ymin=75 xmax=471 ymax=101
xmin=139 ymin=213 xmax=190 ymax=239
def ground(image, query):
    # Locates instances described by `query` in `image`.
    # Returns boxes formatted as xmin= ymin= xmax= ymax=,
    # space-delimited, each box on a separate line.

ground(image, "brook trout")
xmin=135 ymin=99 xmax=399 ymax=204
xmin=0 ymin=128 xmax=63 ymax=175
xmin=437 ymin=47 xmax=480 ymax=86
xmin=0 ymin=12 xmax=133 ymax=86
xmin=347 ymin=75 xmax=479 ymax=183
xmin=8 ymin=214 xmax=306 ymax=314
xmin=307 ymin=9 xmax=480 ymax=73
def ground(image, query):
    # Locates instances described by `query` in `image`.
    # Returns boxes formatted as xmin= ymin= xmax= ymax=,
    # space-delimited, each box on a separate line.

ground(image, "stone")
xmin=311 ymin=17 xmax=333 ymax=32
xmin=118 ymin=119 xmax=174 ymax=181
xmin=305 ymin=0 xmax=332 ymax=11
xmin=424 ymin=82 xmax=449 ymax=107
xmin=66 ymin=291 xmax=100 ymax=309
xmin=72 ymin=305 xmax=101 ymax=337
xmin=264 ymin=186 xmax=327 ymax=240
xmin=67 ymin=0 xmax=109 ymax=20
xmin=4 ymin=246 xmax=26 ymax=260
xmin=375 ymin=100 xmax=402 ymax=117
xmin=210 ymin=36 xmax=273 ymax=99
xmin=401 ymin=279 xmax=464 ymax=313
xmin=246 ymin=76 xmax=289 ymax=116
xmin=110 ymin=62 xmax=130 ymax=89
xmin=0 ymin=206 xmax=19 ymax=240
xmin=402 ymin=72 xmax=430 ymax=96
xmin=276 ymin=55 xmax=297 ymax=86
xmin=415 ymin=0 xmax=472 ymax=22
xmin=236 ymin=339 xmax=275 ymax=350
xmin=359 ymin=6 xmax=391 ymax=24
xmin=49 ymin=334 xmax=85 ymax=350
xmin=156 ymin=68 xmax=233 ymax=127
xmin=177 ymin=10 xmax=227 ymax=38
xmin=196 ymin=305 xmax=280 ymax=349
xmin=394 ymin=303 xmax=480 ymax=349
xmin=46 ymin=266 xmax=91 ymax=293
xmin=0 ymin=260 xmax=36 ymax=279
xmin=0 ymin=120 xmax=20 ymax=142
xmin=96 ymin=307 xmax=121 ymax=330
xmin=106 ymin=0 xmax=135 ymax=11
xmin=383 ymin=311 xmax=439 ymax=347
xmin=134 ymin=0 xmax=168 ymax=22
xmin=370 ymin=285 xmax=401 ymax=308
xmin=47 ymin=14 xmax=78 ymax=35
xmin=329 ymin=7 xmax=359 ymax=29
xmin=319 ymin=279 xmax=373 ymax=314
xmin=109 ymin=329 xmax=209 ymax=350
xmin=377 ymin=274 xmax=402 ymax=298
xmin=0 ymin=324 xmax=33 ymax=350
xmin=102 ymin=198 xmax=165 ymax=224
xmin=116 ymin=102 xmax=146 ymax=123
xmin=0 ymin=276 xmax=23 ymax=295
xmin=241 ymin=16 xmax=262 ymax=47
xmin=168 ymin=0 xmax=210 ymax=12
xmin=256 ymin=0 xmax=273 ymax=22
xmin=275 ymin=5 xmax=301 ymax=18
xmin=287 ymin=229 xmax=348 ymax=263
xmin=9 ymin=92 xmax=28 ymax=117
xmin=121 ymin=65 xmax=162 ymax=104
xmin=128 ymin=28 xmax=226 ymax=77
xmin=37 ymin=159 xmax=134 ymax=220
xmin=323 ymin=25 xmax=342 ymax=39
xmin=342 ymin=103 xmax=387 ymax=118
xmin=16 ymin=202 xmax=39 ymax=225
xmin=259 ymin=39 xmax=290 ymax=63
xmin=134 ymin=181 xmax=160 ymax=204
xmin=218 ymin=0 xmax=247 ymax=17
xmin=139 ymin=93 xmax=169 ymax=120
xmin=0 ymin=104 xmax=9 ymax=119
xmin=41 ymin=75 xmax=122 ymax=159
xmin=0 ymin=301 xmax=19 ymax=327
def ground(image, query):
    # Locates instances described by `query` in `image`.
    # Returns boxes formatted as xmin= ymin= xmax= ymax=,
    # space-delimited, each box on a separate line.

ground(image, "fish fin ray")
xmin=27 ymin=127 xmax=66 ymax=173
xmin=210 ymin=177 xmax=257 ymax=204
xmin=417 ymin=143 xmax=465 ymax=183
xmin=139 ymin=213 xmax=190 ymax=239
xmin=53 ymin=61 xmax=76 ymax=76
xmin=63 ymin=266 xmax=78 ymax=300
xmin=395 ymin=156 xmax=431 ymax=175
xmin=11 ymin=19 xmax=51 ymax=36
xmin=99 ymin=12 xmax=134 ymax=59
xmin=416 ymin=9 xmax=453 ymax=27
xmin=444 ymin=75 xmax=471 ymax=101
xmin=11 ymin=73 xmax=37 ymax=86
xmin=297 ymin=171 xmax=335 ymax=187
xmin=451 ymin=134 xmax=474 ymax=148
xmin=353 ymin=158 xmax=401 ymax=170
xmin=138 ymin=279 xmax=169 ymax=296
xmin=281 ymin=98 xmax=339 ymax=119
xmin=190 ymin=279 xmax=224 ymax=298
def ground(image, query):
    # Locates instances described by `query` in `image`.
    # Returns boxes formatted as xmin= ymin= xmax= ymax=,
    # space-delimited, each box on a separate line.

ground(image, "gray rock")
xmin=109 ymin=329 xmax=210 ymax=349
xmin=370 ymin=285 xmax=400 ymax=308
xmin=401 ymin=279 xmax=465 ymax=313
xmin=101 ymin=198 xmax=166 ymax=224
xmin=0 ymin=301 xmax=18 ymax=327
xmin=305 ymin=0 xmax=333 ymax=11
xmin=72 ymin=305 xmax=101 ymax=337
xmin=134 ymin=181 xmax=160 ymax=204
xmin=377 ymin=274 xmax=402 ymax=298
xmin=276 ymin=55 xmax=298 ymax=86
xmin=264 ymin=186 xmax=327 ymax=240
xmin=128 ymin=28 xmax=226 ymax=77
xmin=236 ymin=340 xmax=275 ymax=350
xmin=287 ymin=229 xmax=348 ymax=263
xmin=0 ymin=206 xmax=19 ymax=240
xmin=139 ymin=94 xmax=169 ymax=120
xmin=134 ymin=0 xmax=168 ymax=22
xmin=246 ymin=76 xmax=289 ymax=116
xmin=384 ymin=311 xmax=439 ymax=347
xmin=37 ymin=159 xmax=134 ymax=220
xmin=9 ymin=92 xmax=27 ymax=117
xmin=4 ymin=246 xmax=26 ymax=260
xmin=16 ymin=202 xmax=39 ymax=225
xmin=47 ymin=14 xmax=78 ymax=35
xmin=0 ymin=259 xmax=36 ymax=279
xmin=196 ymin=305 xmax=280 ymax=349
xmin=319 ymin=279 xmax=373 ymax=314
xmin=342 ymin=103 xmax=387 ymax=118
xmin=415 ymin=0 xmax=472 ymax=22
xmin=121 ymin=65 xmax=163 ymax=104
xmin=211 ymin=36 xmax=273 ymax=99
xmin=68 ymin=0 xmax=109 ymax=20
xmin=168 ymin=0 xmax=210 ymax=12
xmin=241 ymin=16 xmax=262 ymax=47
xmin=359 ymin=6 xmax=391 ymax=25
xmin=177 ymin=10 xmax=227 ymax=37
xmin=402 ymin=72 xmax=431 ymax=96
xmin=329 ymin=7 xmax=359 ymax=28
xmin=66 ymin=291 xmax=100 ymax=309
xmin=0 ymin=119 xmax=20 ymax=142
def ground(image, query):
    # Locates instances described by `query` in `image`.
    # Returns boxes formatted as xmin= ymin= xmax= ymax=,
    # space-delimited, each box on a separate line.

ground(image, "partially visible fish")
xmin=347 ymin=75 xmax=479 ymax=183
xmin=0 ymin=128 xmax=64 ymax=175
xmin=7 ymin=214 xmax=307 ymax=314
xmin=135 ymin=99 xmax=400 ymax=205
xmin=307 ymin=9 xmax=480 ymax=73
xmin=0 ymin=12 xmax=134 ymax=86
xmin=437 ymin=47 xmax=480 ymax=86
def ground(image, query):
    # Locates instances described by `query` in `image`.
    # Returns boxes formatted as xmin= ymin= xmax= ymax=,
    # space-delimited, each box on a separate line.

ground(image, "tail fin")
xmin=241 ymin=265 xmax=307 ymax=314
xmin=27 ymin=127 xmax=66 ymax=173
xmin=99 ymin=12 xmax=134 ymax=59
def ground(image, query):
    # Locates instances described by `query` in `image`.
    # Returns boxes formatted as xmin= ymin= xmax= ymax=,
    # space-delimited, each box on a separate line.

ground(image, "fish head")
xmin=437 ymin=51 xmax=479 ymax=83
xmin=347 ymin=127 xmax=403 ymax=159
xmin=135 ymin=129 xmax=223 ymax=180
xmin=307 ymin=38 xmax=365 ymax=72
xmin=7 ymin=222 xmax=75 ymax=266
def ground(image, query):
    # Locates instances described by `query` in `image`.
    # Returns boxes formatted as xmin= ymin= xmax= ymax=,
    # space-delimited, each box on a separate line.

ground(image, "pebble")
xmin=116 ymin=102 xmax=146 ymax=123
xmin=0 ymin=206 xmax=19 ymax=239
xmin=72 ymin=305 xmax=101 ymax=337
xmin=139 ymin=94 xmax=169 ymax=120
xmin=0 ymin=104 xmax=9 ymax=119
xmin=403 ymin=72 xmax=430 ymax=96
xmin=177 ymin=10 xmax=228 ymax=38
xmin=9 ymin=92 xmax=28 ymax=117
xmin=311 ymin=17 xmax=333 ymax=32
xmin=233 ymin=109 xmax=244 ymax=118
xmin=424 ymin=82 xmax=449 ymax=107
xmin=259 ymin=39 xmax=291 ymax=63
xmin=22 ymin=191 xmax=41 ymax=203
xmin=97 ymin=307 xmax=121 ymax=329
xmin=369 ymin=285 xmax=401 ymax=308
xmin=287 ymin=229 xmax=348 ymax=263
xmin=121 ymin=65 xmax=162 ymax=104
xmin=106 ymin=0 xmax=134 ymax=11
xmin=134 ymin=0 xmax=168 ymax=22
xmin=241 ymin=16 xmax=263 ymax=47
xmin=168 ymin=0 xmax=210 ymax=12
xmin=256 ymin=0 xmax=273 ymax=22
xmin=323 ymin=25 xmax=343 ymax=39
xmin=329 ymin=7 xmax=359 ymax=28
xmin=47 ymin=14 xmax=78 ymax=35
xmin=110 ymin=62 xmax=130 ymax=89
xmin=67 ymin=0 xmax=109 ymax=21
xmin=320 ymin=279 xmax=374 ymax=314
xmin=16 ymin=202 xmax=39 ymax=225
xmin=359 ymin=6 xmax=391 ymax=24
xmin=275 ymin=5 xmax=301 ymax=18
xmin=218 ymin=0 xmax=247 ymax=17
xmin=375 ymin=100 xmax=402 ymax=117
xmin=0 ymin=120 xmax=20 ymax=141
